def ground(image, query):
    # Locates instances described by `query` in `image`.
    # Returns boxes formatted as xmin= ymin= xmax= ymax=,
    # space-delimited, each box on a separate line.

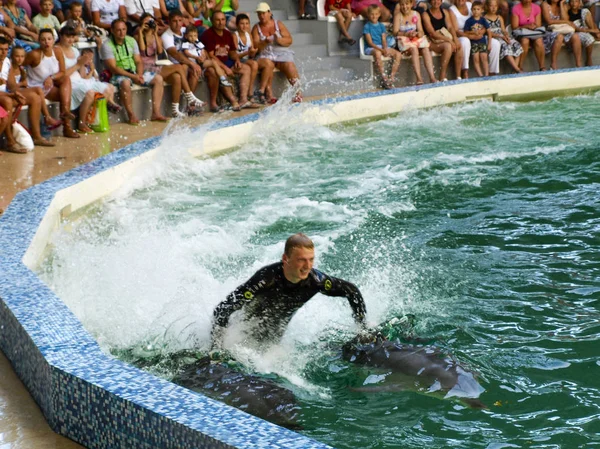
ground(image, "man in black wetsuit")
xmin=210 ymin=233 xmax=368 ymax=351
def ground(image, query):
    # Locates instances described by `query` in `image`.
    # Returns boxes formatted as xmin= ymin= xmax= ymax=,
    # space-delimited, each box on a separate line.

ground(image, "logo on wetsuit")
xmin=324 ymin=279 xmax=332 ymax=291
xmin=244 ymin=291 xmax=254 ymax=299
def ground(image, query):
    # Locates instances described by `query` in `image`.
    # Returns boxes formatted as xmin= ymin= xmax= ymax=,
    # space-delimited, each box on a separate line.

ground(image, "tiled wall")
xmin=1 ymin=69 xmax=599 ymax=449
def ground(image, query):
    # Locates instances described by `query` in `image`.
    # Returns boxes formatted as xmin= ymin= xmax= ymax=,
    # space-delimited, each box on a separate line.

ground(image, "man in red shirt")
xmin=200 ymin=11 xmax=255 ymax=112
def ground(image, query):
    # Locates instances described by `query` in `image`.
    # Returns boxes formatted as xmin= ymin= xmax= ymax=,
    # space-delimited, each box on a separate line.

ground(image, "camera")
xmin=147 ymin=20 xmax=156 ymax=29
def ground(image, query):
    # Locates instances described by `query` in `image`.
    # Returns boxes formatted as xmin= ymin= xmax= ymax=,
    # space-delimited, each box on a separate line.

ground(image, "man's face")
xmin=112 ymin=21 xmax=127 ymax=41
xmin=0 ymin=44 xmax=8 ymax=61
xmin=283 ymin=246 xmax=315 ymax=283
xmin=170 ymin=15 xmax=183 ymax=33
xmin=212 ymin=12 xmax=226 ymax=31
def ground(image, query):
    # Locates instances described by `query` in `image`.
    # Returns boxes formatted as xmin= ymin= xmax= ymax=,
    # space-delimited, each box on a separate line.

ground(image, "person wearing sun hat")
xmin=251 ymin=1 xmax=303 ymax=103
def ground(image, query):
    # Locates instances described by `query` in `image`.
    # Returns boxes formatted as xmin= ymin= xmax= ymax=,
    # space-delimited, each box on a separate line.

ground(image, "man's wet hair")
xmin=284 ymin=233 xmax=314 ymax=256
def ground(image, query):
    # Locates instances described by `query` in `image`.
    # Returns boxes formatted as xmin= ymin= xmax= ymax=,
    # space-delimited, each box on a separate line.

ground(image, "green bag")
xmin=89 ymin=95 xmax=110 ymax=133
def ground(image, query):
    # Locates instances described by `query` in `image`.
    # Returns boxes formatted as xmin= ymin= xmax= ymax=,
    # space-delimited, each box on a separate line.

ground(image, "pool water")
xmin=39 ymin=94 xmax=600 ymax=448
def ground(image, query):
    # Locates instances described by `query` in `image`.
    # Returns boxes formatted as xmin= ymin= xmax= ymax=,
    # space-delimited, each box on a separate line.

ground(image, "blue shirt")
xmin=363 ymin=21 xmax=387 ymax=48
xmin=464 ymin=16 xmax=489 ymax=45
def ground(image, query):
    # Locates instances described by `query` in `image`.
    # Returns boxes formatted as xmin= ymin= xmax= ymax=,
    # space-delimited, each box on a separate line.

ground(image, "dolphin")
xmin=342 ymin=338 xmax=487 ymax=408
xmin=171 ymin=357 xmax=302 ymax=429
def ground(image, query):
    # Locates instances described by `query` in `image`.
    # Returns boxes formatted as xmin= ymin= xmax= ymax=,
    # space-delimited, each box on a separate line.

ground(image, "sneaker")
xmin=219 ymin=77 xmax=232 ymax=87
xmin=172 ymin=108 xmax=186 ymax=118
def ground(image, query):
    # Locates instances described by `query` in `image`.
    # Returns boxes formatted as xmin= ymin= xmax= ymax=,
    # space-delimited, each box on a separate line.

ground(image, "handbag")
xmin=12 ymin=121 xmax=34 ymax=151
xmin=87 ymin=94 xmax=110 ymax=132
xmin=548 ymin=23 xmax=575 ymax=34
xmin=397 ymin=35 xmax=430 ymax=51
xmin=513 ymin=26 xmax=547 ymax=39
xmin=155 ymin=49 xmax=173 ymax=66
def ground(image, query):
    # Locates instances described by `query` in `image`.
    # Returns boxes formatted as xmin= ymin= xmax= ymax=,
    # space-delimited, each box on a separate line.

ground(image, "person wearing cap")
xmin=200 ymin=10 xmax=256 ymax=111
xmin=210 ymin=233 xmax=368 ymax=352
xmin=252 ymin=2 xmax=302 ymax=103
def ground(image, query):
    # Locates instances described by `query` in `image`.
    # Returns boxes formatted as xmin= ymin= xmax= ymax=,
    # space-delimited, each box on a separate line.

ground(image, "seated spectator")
xmin=0 ymin=38 xmax=57 ymax=148
xmin=159 ymin=0 xmax=193 ymax=25
xmin=100 ymin=18 xmax=169 ymax=124
xmin=463 ymin=0 xmax=490 ymax=76
xmin=3 ymin=0 xmax=41 ymax=48
xmin=91 ymin=0 xmax=127 ymax=31
xmin=6 ymin=44 xmax=62 ymax=134
xmin=161 ymin=9 xmax=202 ymax=93
xmin=124 ymin=0 xmax=167 ymax=33
xmin=422 ymin=0 xmax=463 ymax=81
xmin=298 ymin=0 xmax=316 ymax=20
xmin=393 ymin=0 xmax=437 ymax=84
xmin=362 ymin=4 xmax=401 ymax=89
xmin=582 ymin=0 xmax=598 ymax=23
xmin=450 ymin=0 xmax=500 ymax=77
xmin=63 ymin=2 xmax=102 ymax=45
xmin=0 ymin=8 xmax=39 ymax=52
xmin=16 ymin=0 xmax=32 ymax=20
xmin=24 ymin=28 xmax=80 ymax=137
xmin=58 ymin=26 xmax=118 ymax=132
xmin=568 ymin=0 xmax=600 ymax=65
xmin=252 ymin=3 xmax=302 ymax=102
xmin=232 ymin=14 xmax=259 ymax=102
xmin=511 ymin=0 xmax=563 ymax=70
xmin=186 ymin=0 xmax=214 ymax=29
xmin=0 ymin=90 xmax=28 ymax=153
xmin=351 ymin=0 xmax=391 ymax=22
xmin=326 ymin=0 xmax=356 ymax=45
xmin=485 ymin=0 xmax=523 ymax=72
xmin=33 ymin=0 xmax=61 ymax=32
xmin=201 ymin=10 xmax=254 ymax=111
xmin=212 ymin=0 xmax=237 ymax=29
xmin=183 ymin=24 xmax=232 ymax=87
xmin=136 ymin=12 xmax=204 ymax=117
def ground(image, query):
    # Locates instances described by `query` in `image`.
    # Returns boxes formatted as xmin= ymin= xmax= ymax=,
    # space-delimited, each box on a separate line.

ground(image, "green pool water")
xmin=40 ymin=94 xmax=600 ymax=448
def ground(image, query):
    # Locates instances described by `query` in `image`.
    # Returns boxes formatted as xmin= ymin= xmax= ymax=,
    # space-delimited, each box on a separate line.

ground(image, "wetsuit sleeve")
xmin=210 ymin=266 xmax=275 ymax=349
xmin=318 ymin=273 xmax=367 ymax=328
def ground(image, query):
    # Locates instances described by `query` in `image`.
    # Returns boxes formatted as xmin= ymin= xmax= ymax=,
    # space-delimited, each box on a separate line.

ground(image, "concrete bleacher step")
xmin=289 ymin=43 xmax=328 ymax=58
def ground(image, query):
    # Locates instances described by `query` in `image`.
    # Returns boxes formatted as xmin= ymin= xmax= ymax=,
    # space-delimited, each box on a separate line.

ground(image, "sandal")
xmin=63 ymin=126 xmax=81 ymax=138
xmin=151 ymin=115 xmax=169 ymax=122
xmin=78 ymin=125 xmax=94 ymax=134
xmin=5 ymin=143 xmax=28 ymax=153
xmin=266 ymin=97 xmax=278 ymax=104
xmin=33 ymin=138 xmax=56 ymax=147
xmin=240 ymin=101 xmax=260 ymax=109
xmin=107 ymin=103 xmax=122 ymax=114
xmin=45 ymin=116 xmax=62 ymax=130
xmin=60 ymin=111 xmax=76 ymax=121
xmin=346 ymin=38 xmax=356 ymax=46
xmin=254 ymin=89 xmax=267 ymax=104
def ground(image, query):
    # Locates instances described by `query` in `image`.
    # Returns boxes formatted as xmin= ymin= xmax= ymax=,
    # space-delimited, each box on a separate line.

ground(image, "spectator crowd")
xmin=0 ymin=0 xmax=300 ymax=153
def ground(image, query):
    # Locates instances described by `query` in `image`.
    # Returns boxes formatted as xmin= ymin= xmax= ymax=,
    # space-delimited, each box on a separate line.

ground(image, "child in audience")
xmin=182 ymin=24 xmax=233 ymax=87
xmin=393 ymin=0 xmax=437 ymax=84
xmin=233 ymin=14 xmax=259 ymax=102
xmin=363 ymin=4 xmax=402 ymax=89
xmin=326 ymin=0 xmax=356 ymax=45
xmin=484 ymin=0 xmax=522 ymax=72
xmin=463 ymin=0 xmax=491 ymax=76
xmin=9 ymin=46 xmax=62 ymax=129
xmin=78 ymin=47 xmax=122 ymax=112
xmin=64 ymin=2 xmax=102 ymax=46
xmin=33 ymin=0 xmax=61 ymax=33
xmin=568 ymin=0 xmax=600 ymax=65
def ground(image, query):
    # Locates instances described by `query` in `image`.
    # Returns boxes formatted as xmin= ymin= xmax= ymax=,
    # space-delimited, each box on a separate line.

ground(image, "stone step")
xmin=289 ymin=43 xmax=328 ymax=58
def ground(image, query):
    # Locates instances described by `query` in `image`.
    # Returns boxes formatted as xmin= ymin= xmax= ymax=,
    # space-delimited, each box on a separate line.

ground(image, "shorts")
xmin=471 ymin=42 xmax=488 ymax=54
xmin=224 ymin=58 xmax=236 ymax=68
xmin=364 ymin=35 xmax=396 ymax=54
xmin=110 ymin=70 xmax=157 ymax=87
xmin=0 ymin=106 xmax=7 ymax=119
